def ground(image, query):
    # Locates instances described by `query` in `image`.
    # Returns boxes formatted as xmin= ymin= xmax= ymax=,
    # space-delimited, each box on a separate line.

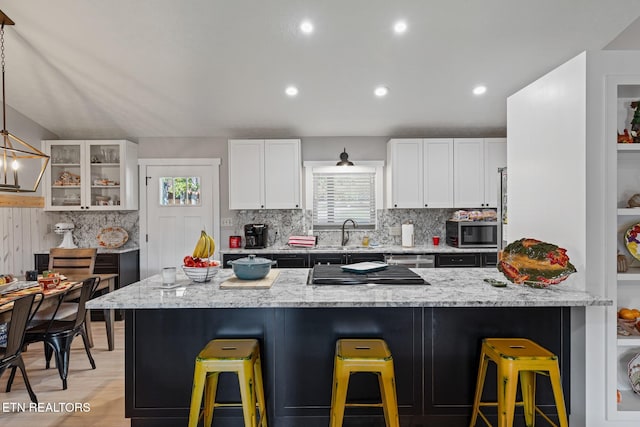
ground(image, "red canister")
xmin=229 ymin=236 xmax=242 ymax=248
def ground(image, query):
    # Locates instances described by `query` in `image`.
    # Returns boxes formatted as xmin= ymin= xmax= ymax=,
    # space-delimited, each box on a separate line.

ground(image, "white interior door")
xmin=139 ymin=159 xmax=220 ymax=279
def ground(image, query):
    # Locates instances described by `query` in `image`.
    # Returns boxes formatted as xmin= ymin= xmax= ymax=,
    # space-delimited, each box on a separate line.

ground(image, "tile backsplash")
xmin=231 ymin=208 xmax=457 ymax=247
xmin=45 ymin=211 xmax=139 ymax=249
xmin=44 ymin=208 xmax=462 ymax=250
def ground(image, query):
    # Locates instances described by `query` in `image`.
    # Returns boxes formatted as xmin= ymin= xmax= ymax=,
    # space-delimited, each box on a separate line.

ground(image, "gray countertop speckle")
xmin=87 ymin=268 xmax=611 ymax=309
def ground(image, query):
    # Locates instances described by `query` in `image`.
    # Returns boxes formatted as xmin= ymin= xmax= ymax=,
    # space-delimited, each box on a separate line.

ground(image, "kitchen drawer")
xmin=309 ymin=253 xmax=346 ymax=265
xmin=346 ymin=253 xmax=385 ymax=264
xmin=481 ymin=252 xmax=498 ymax=267
xmin=436 ymin=253 xmax=480 ymax=268
xmin=269 ymin=253 xmax=308 ymax=268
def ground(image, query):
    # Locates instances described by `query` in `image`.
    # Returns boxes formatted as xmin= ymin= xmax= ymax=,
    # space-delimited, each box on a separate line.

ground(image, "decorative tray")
xmin=97 ymin=226 xmax=129 ymax=248
xmin=0 ymin=279 xmax=40 ymax=295
xmin=628 ymin=352 xmax=640 ymax=394
xmin=625 ymin=223 xmax=640 ymax=261
xmin=0 ymin=277 xmax=19 ymax=293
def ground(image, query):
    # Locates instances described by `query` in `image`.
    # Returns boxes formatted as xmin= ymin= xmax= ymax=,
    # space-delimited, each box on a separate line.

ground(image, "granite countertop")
xmin=87 ymin=268 xmax=611 ymax=310
xmin=220 ymin=244 xmax=494 ymax=254
xmin=34 ymin=246 xmax=140 ymax=255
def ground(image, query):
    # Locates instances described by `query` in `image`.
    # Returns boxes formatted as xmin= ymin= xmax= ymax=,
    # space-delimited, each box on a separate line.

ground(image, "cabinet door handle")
xmin=424 ymin=204 xmax=428 ymax=207
xmin=295 ymin=204 xmax=299 ymax=208
xmin=261 ymin=205 xmax=264 ymax=209
xmin=394 ymin=204 xmax=398 ymax=207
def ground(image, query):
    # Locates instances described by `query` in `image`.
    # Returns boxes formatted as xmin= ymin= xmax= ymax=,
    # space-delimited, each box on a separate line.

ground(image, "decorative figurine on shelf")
xmin=618 ymin=129 xmax=634 ymax=143
xmin=631 ymin=101 xmax=640 ymax=142
xmin=55 ymin=171 xmax=81 ymax=186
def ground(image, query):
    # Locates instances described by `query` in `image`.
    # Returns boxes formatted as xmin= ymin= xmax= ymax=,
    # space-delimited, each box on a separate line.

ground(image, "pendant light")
xmin=0 ymin=10 xmax=49 ymax=193
xmin=336 ymin=148 xmax=354 ymax=166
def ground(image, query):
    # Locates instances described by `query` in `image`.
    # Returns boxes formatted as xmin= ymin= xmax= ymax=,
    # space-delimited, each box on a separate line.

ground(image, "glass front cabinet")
xmin=43 ymin=140 xmax=138 ymax=211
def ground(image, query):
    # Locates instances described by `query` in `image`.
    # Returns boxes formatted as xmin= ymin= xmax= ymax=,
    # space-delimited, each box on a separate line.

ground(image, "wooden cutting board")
xmin=220 ymin=269 xmax=280 ymax=289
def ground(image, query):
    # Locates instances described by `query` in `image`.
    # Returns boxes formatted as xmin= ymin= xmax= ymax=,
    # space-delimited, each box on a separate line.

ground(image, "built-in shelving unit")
xmin=609 ymin=81 xmax=640 ymax=420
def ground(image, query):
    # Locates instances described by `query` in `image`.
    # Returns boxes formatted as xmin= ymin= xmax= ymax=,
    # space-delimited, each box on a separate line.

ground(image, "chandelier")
xmin=0 ymin=10 xmax=49 ymax=192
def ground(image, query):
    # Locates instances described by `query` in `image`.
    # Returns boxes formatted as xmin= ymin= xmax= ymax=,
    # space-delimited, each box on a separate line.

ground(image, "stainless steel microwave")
xmin=445 ymin=220 xmax=498 ymax=248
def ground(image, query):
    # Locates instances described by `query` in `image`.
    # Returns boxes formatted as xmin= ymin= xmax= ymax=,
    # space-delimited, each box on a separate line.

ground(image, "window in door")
xmin=159 ymin=177 xmax=201 ymax=206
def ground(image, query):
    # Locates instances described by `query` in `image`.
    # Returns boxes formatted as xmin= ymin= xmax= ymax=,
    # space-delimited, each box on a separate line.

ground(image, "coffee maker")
xmin=244 ymin=224 xmax=268 ymax=249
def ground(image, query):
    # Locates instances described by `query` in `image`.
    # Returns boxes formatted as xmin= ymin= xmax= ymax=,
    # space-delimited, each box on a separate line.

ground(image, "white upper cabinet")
xmin=453 ymin=138 xmax=506 ymax=208
xmin=387 ymin=139 xmax=423 ymax=208
xmin=228 ymin=140 xmax=264 ymax=209
xmin=43 ymin=140 xmax=138 ymax=211
xmin=387 ymin=138 xmax=454 ymax=208
xmin=228 ymin=139 xmax=301 ymax=210
xmin=424 ymin=139 xmax=454 ymax=208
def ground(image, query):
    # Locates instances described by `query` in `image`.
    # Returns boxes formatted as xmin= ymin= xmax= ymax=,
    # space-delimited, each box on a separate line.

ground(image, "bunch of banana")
xmin=193 ymin=230 xmax=215 ymax=258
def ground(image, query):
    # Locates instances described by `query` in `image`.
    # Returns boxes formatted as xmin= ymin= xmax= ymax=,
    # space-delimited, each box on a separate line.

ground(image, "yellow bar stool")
xmin=329 ymin=338 xmax=400 ymax=427
xmin=469 ymin=338 xmax=568 ymax=427
xmin=187 ymin=339 xmax=267 ymax=427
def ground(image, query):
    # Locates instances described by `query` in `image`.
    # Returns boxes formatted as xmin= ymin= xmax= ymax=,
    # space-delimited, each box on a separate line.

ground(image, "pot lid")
xmin=230 ymin=254 xmax=272 ymax=266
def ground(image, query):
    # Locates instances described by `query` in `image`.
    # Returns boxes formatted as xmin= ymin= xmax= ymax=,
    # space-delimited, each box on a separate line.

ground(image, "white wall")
xmin=507 ymin=52 xmax=589 ymax=426
xmin=507 ymin=52 xmax=588 ymax=287
xmin=507 ymin=50 xmax=640 ymax=427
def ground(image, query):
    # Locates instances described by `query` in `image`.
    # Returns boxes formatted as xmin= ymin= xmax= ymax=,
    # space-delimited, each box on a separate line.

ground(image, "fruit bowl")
xmin=182 ymin=263 xmax=220 ymax=282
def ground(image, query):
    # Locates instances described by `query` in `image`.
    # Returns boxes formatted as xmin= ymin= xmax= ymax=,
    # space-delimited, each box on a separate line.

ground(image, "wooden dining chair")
xmin=34 ymin=247 xmax=108 ymax=349
xmin=48 ymin=248 xmax=97 ymax=277
xmin=2 ymin=293 xmax=42 ymax=403
xmin=14 ymin=277 xmax=99 ymax=390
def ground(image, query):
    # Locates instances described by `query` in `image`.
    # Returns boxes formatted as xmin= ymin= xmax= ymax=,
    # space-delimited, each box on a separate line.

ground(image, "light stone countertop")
xmin=34 ymin=246 xmax=139 ymax=255
xmin=87 ymin=268 xmax=611 ymax=310
xmin=220 ymin=244 xmax=494 ymax=254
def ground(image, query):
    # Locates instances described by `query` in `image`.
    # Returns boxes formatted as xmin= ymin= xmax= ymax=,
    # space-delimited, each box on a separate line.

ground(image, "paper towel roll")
xmin=401 ymin=223 xmax=414 ymax=247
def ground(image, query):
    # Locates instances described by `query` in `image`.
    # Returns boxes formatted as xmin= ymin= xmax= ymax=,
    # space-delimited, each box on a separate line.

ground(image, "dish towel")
xmin=288 ymin=236 xmax=316 ymax=247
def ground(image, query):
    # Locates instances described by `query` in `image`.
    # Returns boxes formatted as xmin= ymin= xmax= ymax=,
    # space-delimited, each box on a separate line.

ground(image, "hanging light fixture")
xmin=336 ymin=148 xmax=354 ymax=166
xmin=0 ymin=10 xmax=49 ymax=193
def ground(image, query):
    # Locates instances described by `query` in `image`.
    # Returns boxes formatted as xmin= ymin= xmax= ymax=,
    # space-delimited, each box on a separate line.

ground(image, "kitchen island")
xmin=87 ymin=268 xmax=610 ymax=427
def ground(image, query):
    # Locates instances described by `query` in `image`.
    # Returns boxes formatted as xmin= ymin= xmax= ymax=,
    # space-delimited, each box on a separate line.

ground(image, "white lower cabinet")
xmin=228 ymin=139 xmax=301 ymax=210
xmin=43 ymin=140 xmax=138 ymax=211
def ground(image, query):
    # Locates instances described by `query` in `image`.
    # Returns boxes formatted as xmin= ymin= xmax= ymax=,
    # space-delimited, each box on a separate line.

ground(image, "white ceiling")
xmin=2 ymin=0 xmax=640 ymax=140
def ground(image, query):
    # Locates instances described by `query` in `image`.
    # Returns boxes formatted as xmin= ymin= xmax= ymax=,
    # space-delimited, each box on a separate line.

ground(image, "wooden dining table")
xmin=0 ymin=273 xmax=117 ymax=351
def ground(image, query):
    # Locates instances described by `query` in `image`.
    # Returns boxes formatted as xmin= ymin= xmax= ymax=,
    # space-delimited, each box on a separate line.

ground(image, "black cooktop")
xmin=308 ymin=265 xmax=429 ymax=286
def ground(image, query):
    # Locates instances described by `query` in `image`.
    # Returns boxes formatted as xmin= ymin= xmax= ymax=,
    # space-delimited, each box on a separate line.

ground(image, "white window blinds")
xmin=312 ymin=172 xmax=376 ymax=230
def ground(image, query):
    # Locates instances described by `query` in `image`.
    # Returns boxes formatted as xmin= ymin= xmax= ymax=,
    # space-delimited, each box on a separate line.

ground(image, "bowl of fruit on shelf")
xmin=617 ymin=307 xmax=640 ymax=336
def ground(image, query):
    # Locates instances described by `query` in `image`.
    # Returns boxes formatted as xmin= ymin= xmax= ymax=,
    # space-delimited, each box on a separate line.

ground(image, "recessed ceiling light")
xmin=374 ymin=86 xmax=389 ymax=97
xmin=300 ymin=20 xmax=314 ymax=34
xmin=393 ymin=21 xmax=407 ymax=34
xmin=473 ymin=85 xmax=487 ymax=95
xmin=285 ymin=86 xmax=299 ymax=97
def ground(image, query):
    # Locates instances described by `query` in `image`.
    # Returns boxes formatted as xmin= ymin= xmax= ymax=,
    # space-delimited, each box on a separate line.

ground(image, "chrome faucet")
xmin=341 ymin=219 xmax=358 ymax=246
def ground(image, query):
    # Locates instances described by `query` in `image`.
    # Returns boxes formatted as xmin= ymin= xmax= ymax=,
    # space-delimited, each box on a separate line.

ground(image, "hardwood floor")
xmin=0 ymin=320 xmax=128 ymax=426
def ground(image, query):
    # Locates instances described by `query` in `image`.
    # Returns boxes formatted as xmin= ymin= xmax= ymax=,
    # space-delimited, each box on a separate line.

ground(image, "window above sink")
xmin=304 ymin=161 xmax=384 ymax=231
